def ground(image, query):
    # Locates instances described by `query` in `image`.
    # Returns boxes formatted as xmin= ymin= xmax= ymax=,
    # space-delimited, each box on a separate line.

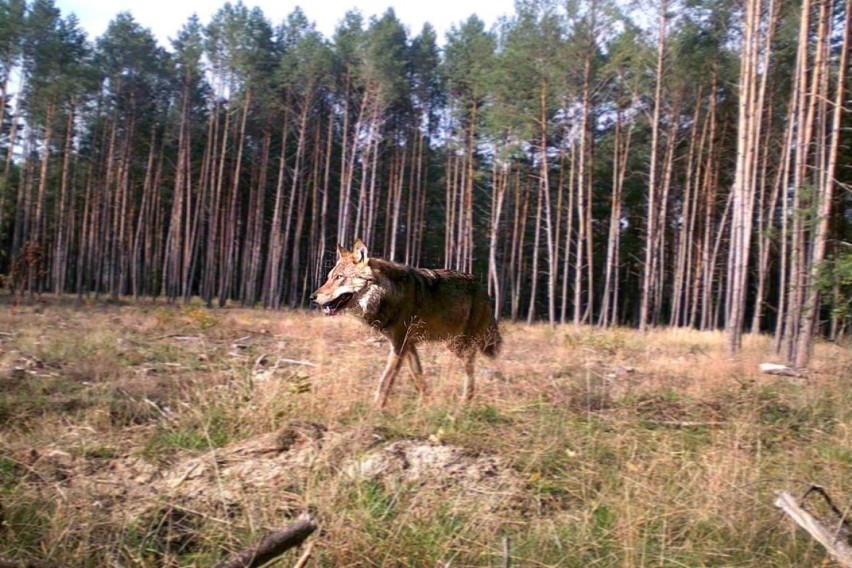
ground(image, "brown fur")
xmin=311 ymin=239 xmax=502 ymax=407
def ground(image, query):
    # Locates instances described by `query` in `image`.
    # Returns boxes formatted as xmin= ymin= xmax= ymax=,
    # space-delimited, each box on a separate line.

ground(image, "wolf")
xmin=311 ymin=239 xmax=502 ymax=408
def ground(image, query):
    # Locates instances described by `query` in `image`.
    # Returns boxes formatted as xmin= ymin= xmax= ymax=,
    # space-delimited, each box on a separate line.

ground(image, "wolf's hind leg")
xmin=376 ymin=343 xmax=406 ymax=408
xmin=405 ymin=345 xmax=427 ymax=396
xmin=461 ymin=350 xmax=476 ymax=402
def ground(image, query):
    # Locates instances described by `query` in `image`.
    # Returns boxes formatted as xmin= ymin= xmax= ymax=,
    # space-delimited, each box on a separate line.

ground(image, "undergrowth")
xmin=0 ymin=297 xmax=849 ymax=566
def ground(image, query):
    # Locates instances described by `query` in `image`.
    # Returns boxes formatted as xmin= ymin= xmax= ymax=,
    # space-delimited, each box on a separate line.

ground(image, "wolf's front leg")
xmin=375 ymin=343 xmax=406 ymax=408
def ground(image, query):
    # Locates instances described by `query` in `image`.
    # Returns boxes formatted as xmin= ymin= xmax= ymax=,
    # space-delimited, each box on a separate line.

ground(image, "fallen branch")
xmin=0 ymin=557 xmax=69 ymax=568
xmin=279 ymin=358 xmax=317 ymax=368
xmin=648 ymin=420 xmax=726 ymax=429
xmin=774 ymin=491 xmax=852 ymax=568
xmin=292 ymin=541 xmax=314 ymax=568
xmin=801 ymin=485 xmax=852 ymax=529
xmin=503 ymin=536 xmax=511 ymax=568
xmin=155 ymin=333 xmax=201 ymax=341
xmin=215 ymin=514 xmax=317 ymax=568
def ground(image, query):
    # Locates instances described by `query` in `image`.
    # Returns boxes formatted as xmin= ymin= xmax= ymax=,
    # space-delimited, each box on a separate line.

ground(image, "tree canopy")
xmin=0 ymin=0 xmax=849 ymax=363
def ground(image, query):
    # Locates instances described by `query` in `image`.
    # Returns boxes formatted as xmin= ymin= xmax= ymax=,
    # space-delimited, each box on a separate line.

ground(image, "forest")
xmin=0 ymin=0 xmax=849 ymax=366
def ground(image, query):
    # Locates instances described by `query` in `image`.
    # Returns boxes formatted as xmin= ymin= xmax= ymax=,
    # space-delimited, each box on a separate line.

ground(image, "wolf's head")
xmin=311 ymin=239 xmax=374 ymax=316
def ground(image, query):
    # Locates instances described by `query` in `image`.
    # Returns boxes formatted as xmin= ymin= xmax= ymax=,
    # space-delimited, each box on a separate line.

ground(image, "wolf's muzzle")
xmin=314 ymin=292 xmax=354 ymax=316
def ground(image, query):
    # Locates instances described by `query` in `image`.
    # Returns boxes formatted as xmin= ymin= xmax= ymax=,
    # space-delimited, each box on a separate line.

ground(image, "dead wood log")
xmin=774 ymin=491 xmax=852 ymax=568
xmin=215 ymin=514 xmax=317 ymax=568
xmin=759 ymin=363 xmax=804 ymax=377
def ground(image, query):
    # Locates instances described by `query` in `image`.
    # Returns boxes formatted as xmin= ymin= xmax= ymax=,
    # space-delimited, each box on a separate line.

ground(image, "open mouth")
xmin=320 ymin=292 xmax=354 ymax=316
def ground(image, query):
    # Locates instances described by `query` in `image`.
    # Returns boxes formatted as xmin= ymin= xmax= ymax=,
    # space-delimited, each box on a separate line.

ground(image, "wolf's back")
xmin=390 ymin=264 xmax=502 ymax=357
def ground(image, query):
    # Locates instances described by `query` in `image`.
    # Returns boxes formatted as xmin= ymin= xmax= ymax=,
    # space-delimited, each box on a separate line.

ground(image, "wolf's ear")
xmin=352 ymin=239 xmax=369 ymax=265
xmin=336 ymin=244 xmax=346 ymax=259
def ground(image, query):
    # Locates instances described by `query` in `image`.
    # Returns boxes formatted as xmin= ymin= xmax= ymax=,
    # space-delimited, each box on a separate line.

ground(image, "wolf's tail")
xmin=480 ymin=320 xmax=502 ymax=358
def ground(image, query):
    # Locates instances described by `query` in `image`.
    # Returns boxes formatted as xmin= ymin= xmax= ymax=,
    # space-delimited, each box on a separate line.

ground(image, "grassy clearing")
xmin=0 ymin=296 xmax=849 ymax=566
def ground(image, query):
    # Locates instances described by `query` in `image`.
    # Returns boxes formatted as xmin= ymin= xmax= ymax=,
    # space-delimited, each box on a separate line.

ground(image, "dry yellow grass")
xmin=0 ymin=297 xmax=850 ymax=566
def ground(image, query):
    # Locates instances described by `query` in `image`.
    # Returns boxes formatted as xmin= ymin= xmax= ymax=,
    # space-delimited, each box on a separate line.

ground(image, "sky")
xmin=53 ymin=0 xmax=518 ymax=48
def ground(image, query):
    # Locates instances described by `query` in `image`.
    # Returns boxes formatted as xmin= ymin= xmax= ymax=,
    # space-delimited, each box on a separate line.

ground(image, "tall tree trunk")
xmin=489 ymin=161 xmax=508 ymax=318
xmin=218 ymin=90 xmax=251 ymax=307
xmin=527 ymin=179 xmax=542 ymax=325
xmin=134 ymin=128 xmax=158 ymax=299
xmin=599 ymin=106 xmax=633 ymax=327
xmin=670 ymin=95 xmax=702 ymax=327
xmin=781 ymin=0 xmax=817 ymax=360
xmin=32 ymin=97 xmax=55 ymax=263
xmin=52 ymin=100 xmax=75 ymax=295
xmin=560 ymin=140 xmax=576 ymax=323
xmin=263 ymin=107 xmax=291 ymax=309
xmin=315 ymin=111 xmax=333 ymax=287
xmin=510 ymin=173 xmax=529 ymax=321
xmin=639 ymin=0 xmax=668 ymax=332
xmin=793 ymin=0 xmax=848 ymax=366
xmin=727 ymin=0 xmax=775 ymax=351
xmin=203 ymin=100 xmax=227 ymax=307
xmin=539 ymin=80 xmax=556 ymax=325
